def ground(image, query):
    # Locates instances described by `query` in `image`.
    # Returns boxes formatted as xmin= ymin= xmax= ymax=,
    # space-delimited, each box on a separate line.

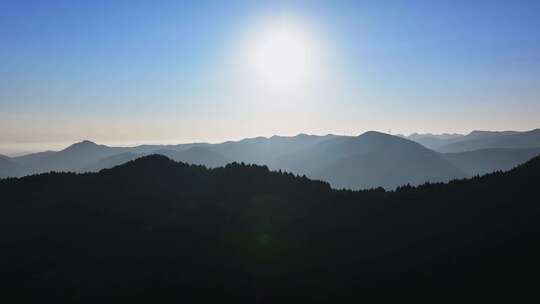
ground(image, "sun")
xmin=245 ymin=20 xmax=319 ymax=89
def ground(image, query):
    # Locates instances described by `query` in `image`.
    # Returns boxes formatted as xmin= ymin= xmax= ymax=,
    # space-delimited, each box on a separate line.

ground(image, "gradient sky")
xmin=1 ymin=0 xmax=539 ymax=154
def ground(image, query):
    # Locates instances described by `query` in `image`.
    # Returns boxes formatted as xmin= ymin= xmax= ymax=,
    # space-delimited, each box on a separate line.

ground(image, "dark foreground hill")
xmin=1 ymin=155 xmax=540 ymax=301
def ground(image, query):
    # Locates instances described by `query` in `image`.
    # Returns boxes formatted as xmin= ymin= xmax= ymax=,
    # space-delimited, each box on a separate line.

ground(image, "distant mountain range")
xmin=436 ymin=129 xmax=540 ymax=153
xmin=443 ymin=147 xmax=540 ymax=176
xmin=0 ymin=154 xmax=24 ymax=178
xmin=1 ymin=128 xmax=540 ymax=189
xmin=399 ymin=133 xmax=465 ymax=150
xmin=269 ymin=131 xmax=464 ymax=189
xmin=402 ymin=129 xmax=540 ymax=152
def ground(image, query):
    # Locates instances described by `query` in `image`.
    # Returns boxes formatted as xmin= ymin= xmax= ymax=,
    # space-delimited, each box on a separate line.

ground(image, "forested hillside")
xmin=1 ymin=155 xmax=540 ymax=301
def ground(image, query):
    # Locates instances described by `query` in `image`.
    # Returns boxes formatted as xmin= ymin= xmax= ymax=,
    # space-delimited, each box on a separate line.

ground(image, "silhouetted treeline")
xmin=1 ymin=154 xmax=540 ymax=302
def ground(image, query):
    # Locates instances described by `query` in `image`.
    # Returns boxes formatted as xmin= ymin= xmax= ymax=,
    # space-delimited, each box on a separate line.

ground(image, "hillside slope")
xmin=443 ymin=147 xmax=540 ymax=176
xmin=275 ymin=131 xmax=465 ymax=189
xmin=2 ymin=155 xmax=540 ymax=300
xmin=0 ymin=155 xmax=24 ymax=178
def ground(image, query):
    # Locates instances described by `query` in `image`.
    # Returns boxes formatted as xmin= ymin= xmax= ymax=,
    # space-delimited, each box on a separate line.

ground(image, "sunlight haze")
xmin=1 ymin=1 xmax=539 ymax=155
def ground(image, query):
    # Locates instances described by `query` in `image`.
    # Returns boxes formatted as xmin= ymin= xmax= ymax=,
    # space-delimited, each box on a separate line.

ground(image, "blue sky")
xmin=1 ymin=0 xmax=539 ymax=154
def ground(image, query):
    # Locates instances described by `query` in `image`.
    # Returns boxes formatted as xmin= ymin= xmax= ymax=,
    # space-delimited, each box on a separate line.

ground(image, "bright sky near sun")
xmin=1 ymin=0 xmax=540 ymax=154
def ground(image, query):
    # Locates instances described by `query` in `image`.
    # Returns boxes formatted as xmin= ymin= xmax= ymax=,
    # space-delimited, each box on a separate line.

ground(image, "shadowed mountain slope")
xmin=154 ymin=147 xmax=231 ymax=168
xmin=0 ymin=155 xmax=24 ymax=178
xmin=1 ymin=155 xmax=540 ymax=301
xmin=82 ymin=152 xmax=140 ymax=172
xmin=443 ymin=147 xmax=540 ymax=176
xmin=402 ymin=133 xmax=464 ymax=150
xmin=211 ymin=133 xmax=340 ymax=165
xmin=274 ymin=131 xmax=465 ymax=189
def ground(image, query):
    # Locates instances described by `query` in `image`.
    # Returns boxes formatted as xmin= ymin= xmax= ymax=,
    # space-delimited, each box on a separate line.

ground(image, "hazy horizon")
xmin=3 ymin=127 xmax=540 ymax=157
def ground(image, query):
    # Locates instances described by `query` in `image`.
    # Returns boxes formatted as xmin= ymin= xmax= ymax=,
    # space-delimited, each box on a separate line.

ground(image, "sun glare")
xmin=243 ymin=19 xmax=321 ymax=89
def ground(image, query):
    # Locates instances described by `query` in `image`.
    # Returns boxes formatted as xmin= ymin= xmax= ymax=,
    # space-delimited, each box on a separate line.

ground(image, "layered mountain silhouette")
xmin=443 ymin=147 xmax=540 ymax=176
xmin=1 ymin=154 xmax=540 ymax=301
xmin=401 ymin=133 xmax=464 ymax=150
xmin=403 ymin=130 xmax=540 ymax=152
xmin=271 ymin=131 xmax=465 ymax=189
xmin=2 ymin=129 xmax=540 ymax=190
xmin=0 ymin=154 xmax=24 ymax=178
xmin=153 ymin=147 xmax=231 ymax=168
xmin=82 ymin=152 xmax=139 ymax=172
xmin=12 ymin=140 xmax=127 ymax=174
xmin=210 ymin=133 xmax=338 ymax=165
xmin=437 ymin=129 xmax=540 ymax=152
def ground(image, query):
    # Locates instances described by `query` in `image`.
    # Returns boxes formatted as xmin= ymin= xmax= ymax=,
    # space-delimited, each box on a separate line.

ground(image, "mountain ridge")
xmin=438 ymin=129 xmax=540 ymax=152
xmin=2 ymin=130 xmax=540 ymax=190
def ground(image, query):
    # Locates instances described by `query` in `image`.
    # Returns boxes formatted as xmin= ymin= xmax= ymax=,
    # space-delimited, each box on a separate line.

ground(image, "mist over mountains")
xmin=436 ymin=129 xmax=540 ymax=153
xmin=401 ymin=129 xmax=540 ymax=152
xmin=270 ymin=131 xmax=464 ymax=189
xmin=399 ymin=132 xmax=465 ymax=150
xmin=2 ymin=129 xmax=540 ymax=189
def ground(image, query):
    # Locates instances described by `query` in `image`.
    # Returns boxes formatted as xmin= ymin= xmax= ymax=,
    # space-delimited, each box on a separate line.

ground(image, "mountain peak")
xmin=80 ymin=140 xmax=97 ymax=145
xmin=111 ymin=154 xmax=176 ymax=171
xmin=63 ymin=140 xmax=100 ymax=152
xmin=352 ymin=131 xmax=426 ymax=150
xmin=358 ymin=131 xmax=392 ymax=138
xmin=132 ymin=154 xmax=172 ymax=163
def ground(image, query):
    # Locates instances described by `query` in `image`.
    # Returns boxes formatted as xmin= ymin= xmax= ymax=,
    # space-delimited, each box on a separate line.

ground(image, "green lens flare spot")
xmin=257 ymin=233 xmax=271 ymax=247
